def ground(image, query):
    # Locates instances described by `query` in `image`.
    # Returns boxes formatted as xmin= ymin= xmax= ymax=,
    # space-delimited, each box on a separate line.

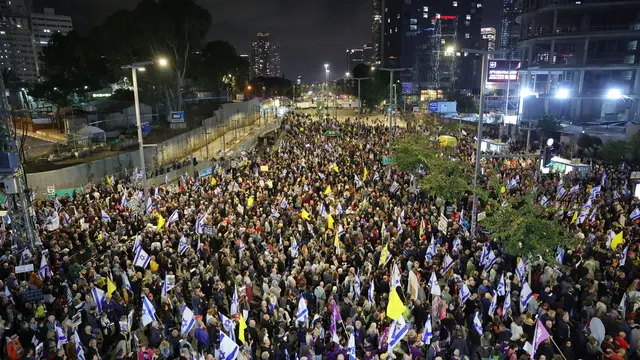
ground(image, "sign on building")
xmin=486 ymin=59 xmax=521 ymax=83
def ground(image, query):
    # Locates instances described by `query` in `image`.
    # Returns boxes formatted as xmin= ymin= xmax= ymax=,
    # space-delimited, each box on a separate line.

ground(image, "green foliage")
xmin=628 ymin=132 xmax=640 ymax=163
xmin=482 ymin=195 xmax=575 ymax=262
xmin=190 ymin=40 xmax=248 ymax=93
xmin=393 ymin=136 xmax=473 ymax=201
xmin=598 ymin=140 xmax=630 ymax=164
xmin=533 ymin=114 xmax=561 ymax=131
xmin=446 ymin=91 xmax=478 ymax=113
xmin=348 ymin=65 xmax=389 ymax=109
xmin=576 ymin=133 xmax=602 ymax=150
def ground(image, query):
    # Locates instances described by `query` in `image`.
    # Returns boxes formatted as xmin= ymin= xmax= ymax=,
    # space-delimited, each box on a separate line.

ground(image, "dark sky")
xmin=36 ymin=0 xmax=500 ymax=83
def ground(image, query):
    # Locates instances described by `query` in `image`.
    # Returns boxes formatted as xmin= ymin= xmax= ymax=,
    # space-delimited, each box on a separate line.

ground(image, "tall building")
xmin=517 ymin=0 xmax=640 ymax=124
xmin=250 ymin=32 xmax=281 ymax=78
xmin=481 ymin=27 xmax=496 ymax=53
xmin=30 ymin=8 xmax=72 ymax=50
xmin=371 ymin=0 xmax=382 ymax=65
xmin=346 ymin=48 xmax=365 ymax=72
xmin=500 ymin=0 xmax=519 ymax=50
xmin=363 ymin=43 xmax=374 ymax=65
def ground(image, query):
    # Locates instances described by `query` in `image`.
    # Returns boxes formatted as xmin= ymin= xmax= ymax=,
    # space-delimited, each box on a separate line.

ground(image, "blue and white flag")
xmin=145 ymin=197 xmax=153 ymax=214
xmin=479 ymin=243 xmax=490 ymax=266
xmin=73 ymin=331 xmax=86 ymax=360
xmin=619 ymin=293 xmax=627 ymax=317
xmin=391 ymin=263 xmax=401 ymax=290
xmin=601 ymin=171 xmax=607 ymax=186
xmin=390 ymin=182 xmax=399 ymax=194
xmin=195 ymin=214 xmax=206 ymax=234
xmin=497 ymin=273 xmax=506 ymax=296
xmin=539 ymin=195 xmax=549 ymax=206
xmin=387 ymin=315 xmax=409 ymax=353
xmin=485 ymin=250 xmax=498 ymax=270
xmin=4 ymin=285 xmax=13 ymax=303
xmin=133 ymin=247 xmax=151 ymax=269
xmin=178 ymin=235 xmax=189 ymax=255
xmin=121 ymin=193 xmax=127 ymax=208
xmin=161 ymin=274 xmax=175 ymax=297
xmin=280 ymin=198 xmax=289 ymax=209
xmin=453 ymin=237 xmax=462 ymax=253
xmin=53 ymin=198 xmax=62 ymax=212
xmin=374 ymin=171 xmax=380 ymax=181
xmin=589 ymin=185 xmax=601 ymax=200
xmin=368 ymin=281 xmax=375 ymax=304
xmin=231 ymin=286 xmax=239 ymax=315
xmin=588 ymin=206 xmax=598 ymax=224
xmin=39 ymin=255 xmax=51 ymax=280
xmin=100 ymin=209 xmax=111 ymax=222
xmin=556 ymin=185 xmax=567 ymax=200
xmin=515 ymin=258 xmax=528 ymax=282
xmin=133 ymin=234 xmax=142 ymax=253
xmin=91 ymin=287 xmax=106 ymax=313
xmin=121 ymin=272 xmax=132 ymax=293
xmin=442 ymin=254 xmax=454 ymax=273
xmin=63 ymin=212 xmax=71 ymax=225
xmin=220 ymin=313 xmax=236 ymax=342
xmin=555 ymin=247 xmax=565 ymax=264
xmin=421 ymin=315 xmax=433 ymax=344
xmin=347 ymin=330 xmax=356 ymax=360
xmin=55 ymin=323 xmax=68 ymax=349
xmin=354 ymin=270 xmax=362 ymax=300
xmin=319 ymin=203 xmax=328 ymax=218
xmin=167 ymin=210 xmax=179 ymax=225
xmin=296 ymin=296 xmax=309 ymax=324
xmin=569 ymin=184 xmax=579 ymax=195
xmin=460 ymin=283 xmax=471 ymax=304
xmin=429 ymin=272 xmax=441 ymax=296
xmin=141 ymin=295 xmax=156 ymax=326
xmin=473 ymin=312 xmax=483 ymax=334
xmin=336 ymin=203 xmax=344 ymax=215
xmin=620 ymin=244 xmax=630 ymax=266
xmin=181 ymin=306 xmax=196 ymax=336
xmin=503 ymin=292 xmax=512 ymax=318
xmin=425 ymin=237 xmax=437 ymax=262
xmin=271 ymin=207 xmax=280 ymax=218
xmin=630 ymin=208 xmax=640 ymax=222
xmin=290 ymin=238 xmax=299 ymax=258
xmin=219 ymin=331 xmax=239 ymax=360
xmin=488 ymin=291 xmax=498 ymax=317
xmin=520 ymin=281 xmax=533 ymax=312
xmin=306 ymin=222 xmax=314 ymax=236
xmin=396 ymin=216 xmax=403 ymax=234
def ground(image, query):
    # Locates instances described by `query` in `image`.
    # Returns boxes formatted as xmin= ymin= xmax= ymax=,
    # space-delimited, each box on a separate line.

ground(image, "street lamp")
xmin=606 ymin=88 xmax=623 ymax=99
xmin=555 ymin=88 xmax=570 ymax=99
xmin=122 ymin=57 xmax=169 ymax=201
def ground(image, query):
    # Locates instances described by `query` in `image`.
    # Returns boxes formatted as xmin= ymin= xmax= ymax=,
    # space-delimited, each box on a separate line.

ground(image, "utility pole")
xmin=353 ymin=77 xmax=370 ymax=118
xmin=379 ymin=68 xmax=405 ymax=146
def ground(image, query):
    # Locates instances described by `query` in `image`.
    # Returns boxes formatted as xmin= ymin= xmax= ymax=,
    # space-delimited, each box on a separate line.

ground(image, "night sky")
xmin=36 ymin=0 xmax=501 ymax=83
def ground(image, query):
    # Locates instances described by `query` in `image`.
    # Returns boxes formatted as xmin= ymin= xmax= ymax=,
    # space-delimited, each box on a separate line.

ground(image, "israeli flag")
xmin=91 ymin=287 xmax=106 ymax=313
xmin=397 ymin=216 xmax=403 ymax=234
xmin=133 ymin=247 xmax=151 ymax=269
xmin=442 ymin=254 xmax=454 ymax=273
xmin=121 ymin=272 xmax=132 ymax=293
xmin=497 ymin=273 xmax=506 ymax=296
xmin=181 ymin=306 xmax=196 ymax=336
xmin=429 ymin=272 xmax=441 ymax=296
xmin=354 ymin=271 xmax=361 ymax=300
xmin=121 ymin=193 xmax=127 ymax=208
xmin=425 ymin=237 xmax=437 ymax=262
xmin=459 ymin=283 xmax=471 ymax=304
xmin=421 ymin=315 xmax=433 ymax=344
xmin=473 ymin=312 xmax=483 ymax=334
xmin=347 ymin=330 xmax=356 ymax=360
xmin=319 ymin=203 xmax=328 ymax=218
xmin=387 ymin=315 xmax=408 ymax=353
xmin=484 ymin=250 xmax=498 ymax=270
xmin=133 ymin=234 xmax=142 ymax=253
xmin=569 ymin=184 xmax=579 ymax=194
xmin=618 ymin=293 xmax=627 ymax=316
xmin=515 ymin=258 xmax=528 ymax=282
xmin=280 ymin=198 xmax=289 ymax=209
xmin=4 ymin=285 xmax=13 ymax=303
xmin=141 ymin=295 xmax=157 ymax=326
xmin=53 ymin=198 xmax=62 ymax=212
xmin=161 ymin=274 xmax=175 ymax=297
xmin=555 ymin=247 xmax=565 ymax=265
xmin=391 ymin=263 xmax=401 ymax=289
xmin=488 ymin=291 xmax=498 ymax=317
xmin=336 ymin=203 xmax=344 ymax=215
xmin=195 ymin=214 xmax=206 ymax=235
xmin=178 ymin=235 xmax=189 ymax=255
xmin=502 ymin=292 xmax=512 ymax=318
xmin=55 ymin=323 xmax=68 ymax=349
xmin=231 ymin=286 xmax=239 ymax=315
xmin=145 ymin=197 xmax=153 ymax=214
xmin=63 ymin=212 xmax=71 ymax=225
xmin=479 ymin=243 xmax=490 ymax=266
xmin=296 ymin=296 xmax=309 ymax=323
xmin=368 ymin=281 xmax=375 ymax=304
xmin=630 ymin=208 xmax=640 ymax=221
xmin=39 ymin=255 xmax=50 ymax=280
xmin=100 ymin=209 xmax=111 ymax=222
xmin=154 ymin=186 xmax=159 ymax=198
xmin=620 ymin=244 xmax=630 ymax=266
xmin=601 ymin=171 xmax=607 ymax=186
xmin=539 ymin=195 xmax=549 ymax=206
xmin=520 ymin=281 xmax=533 ymax=312
xmin=374 ymin=171 xmax=380 ymax=181
xmin=167 ymin=210 xmax=179 ymax=225
xmin=290 ymin=238 xmax=299 ymax=258
xmin=219 ymin=331 xmax=239 ymax=360
xmin=453 ymin=237 xmax=462 ymax=252
xmin=306 ymin=222 xmax=314 ymax=236
xmin=220 ymin=313 xmax=236 ymax=342
xmin=271 ymin=207 xmax=280 ymax=218
xmin=73 ymin=331 xmax=86 ymax=360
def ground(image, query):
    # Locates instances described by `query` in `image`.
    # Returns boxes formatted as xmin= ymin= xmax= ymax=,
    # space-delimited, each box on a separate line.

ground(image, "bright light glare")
xmin=606 ymin=88 xmax=623 ymax=99
xmin=520 ymin=88 xmax=536 ymax=98
xmin=547 ymin=138 xmax=554 ymax=146
xmin=555 ymin=88 xmax=570 ymax=99
xmin=345 ymin=72 xmax=350 ymax=77
xmin=157 ymin=58 xmax=168 ymax=67
xmin=137 ymin=67 xmax=146 ymax=72
xmin=371 ymin=66 xmax=375 ymax=71
xmin=324 ymin=63 xmax=329 ymax=69
xmin=446 ymin=46 xmax=454 ymax=53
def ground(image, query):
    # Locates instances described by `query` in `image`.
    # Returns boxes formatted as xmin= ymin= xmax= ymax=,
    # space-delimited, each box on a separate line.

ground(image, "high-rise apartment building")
xmin=250 ymin=32 xmax=281 ymax=78
xmin=500 ymin=0 xmax=519 ymax=50
xmin=517 ymin=0 xmax=640 ymax=124
xmin=371 ymin=0 xmax=382 ymax=65
xmin=481 ymin=27 xmax=496 ymax=52
xmin=30 ymin=8 xmax=72 ymax=50
xmin=346 ymin=48 xmax=365 ymax=72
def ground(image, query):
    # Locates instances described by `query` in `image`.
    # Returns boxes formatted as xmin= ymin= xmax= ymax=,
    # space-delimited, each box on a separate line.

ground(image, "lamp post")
xmin=379 ymin=68 xmax=406 ymax=146
xmin=353 ymin=77 xmax=370 ymax=117
xmin=122 ymin=58 xmax=168 ymax=201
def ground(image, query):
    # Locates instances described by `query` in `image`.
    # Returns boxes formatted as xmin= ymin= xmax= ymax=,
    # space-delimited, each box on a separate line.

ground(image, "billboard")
xmin=486 ymin=59 xmax=521 ymax=83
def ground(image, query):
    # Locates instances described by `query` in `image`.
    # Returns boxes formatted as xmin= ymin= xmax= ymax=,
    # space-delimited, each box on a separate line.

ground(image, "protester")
xmin=0 ymin=113 xmax=639 ymax=360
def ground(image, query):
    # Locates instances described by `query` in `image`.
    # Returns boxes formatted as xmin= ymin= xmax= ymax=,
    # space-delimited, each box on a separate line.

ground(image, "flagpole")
xmin=549 ymin=336 xmax=568 ymax=360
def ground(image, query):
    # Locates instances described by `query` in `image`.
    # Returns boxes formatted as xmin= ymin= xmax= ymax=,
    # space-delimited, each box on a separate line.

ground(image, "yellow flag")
xmin=363 ymin=167 xmax=368 ymax=181
xmin=324 ymin=185 xmax=332 ymax=195
xmin=157 ymin=213 xmax=166 ymax=229
xmin=379 ymin=243 xmax=390 ymax=266
xmin=301 ymin=209 xmax=311 ymax=220
xmin=106 ymin=176 xmax=112 ymax=185
xmin=239 ymin=314 xmax=248 ymax=343
xmin=334 ymin=231 xmax=342 ymax=247
xmin=247 ymin=196 xmax=254 ymax=207
xmin=386 ymin=288 xmax=406 ymax=321
xmin=327 ymin=215 xmax=335 ymax=230
xmin=107 ymin=278 xmax=116 ymax=297
xmin=333 ymin=163 xmax=339 ymax=173
xmin=611 ymin=231 xmax=624 ymax=250
xmin=211 ymin=177 xmax=217 ymax=186
xmin=500 ymin=186 xmax=506 ymax=194
xmin=570 ymin=211 xmax=578 ymax=224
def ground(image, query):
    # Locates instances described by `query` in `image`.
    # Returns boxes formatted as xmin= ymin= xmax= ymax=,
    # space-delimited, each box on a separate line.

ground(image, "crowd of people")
xmin=0 ymin=113 xmax=639 ymax=360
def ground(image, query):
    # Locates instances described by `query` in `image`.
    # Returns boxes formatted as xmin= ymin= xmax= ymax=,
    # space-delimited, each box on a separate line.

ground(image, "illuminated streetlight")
xmin=247 ymin=85 xmax=252 ymax=91
xmin=606 ymin=88 xmax=623 ymax=99
xmin=158 ymin=58 xmax=169 ymax=67
xmin=555 ymin=88 xmax=570 ymax=99
xmin=520 ymin=88 xmax=538 ymax=98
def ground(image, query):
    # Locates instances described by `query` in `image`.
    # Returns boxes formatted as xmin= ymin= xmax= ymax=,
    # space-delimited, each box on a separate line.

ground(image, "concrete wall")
xmin=27 ymin=99 xmax=266 ymax=197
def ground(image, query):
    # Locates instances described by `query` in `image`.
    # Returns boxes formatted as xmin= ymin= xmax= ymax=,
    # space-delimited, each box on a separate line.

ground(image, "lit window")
xmin=423 ymin=13 xmax=429 ymax=18
xmin=628 ymin=40 xmax=637 ymax=51
xmin=465 ymin=33 xmax=470 ymax=38
xmin=477 ymin=3 xmax=482 ymax=7
xmin=466 ymin=15 xmax=471 ymax=20
xmin=436 ymin=13 xmax=441 ymax=18
xmin=410 ymin=25 xmax=417 ymax=30
xmin=410 ymin=18 xmax=417 ymax=24
xmin=453 ymin=1 xmax=458 ymax=6
xmin=625 ymin=55 xmax=636 ymax=64
xmin=388 ymin=18 xmax=390 ymax=23
xmin=423 ymin=6 xmax=428 ymax=11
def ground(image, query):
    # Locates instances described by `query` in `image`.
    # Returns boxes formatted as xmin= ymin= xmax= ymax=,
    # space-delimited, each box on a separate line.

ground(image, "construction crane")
xmin=0 ymin=75 xmax=40 ymax=250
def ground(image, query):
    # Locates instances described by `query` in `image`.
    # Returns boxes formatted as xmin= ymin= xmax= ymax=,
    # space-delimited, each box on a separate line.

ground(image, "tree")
xmin=576 ymin=133 xmax=602 ymax=150
xmin=394 ymin=135 xmax=474 ymax=201
xmin=446 ymin=91 xmax=478 ymax=113
xmin=190 ymin=40 xmax=248 ymax=94
xmin=533 ymin=113 xmax=561 ymax=132
xmin=482 ymin=195 xmax=576 ymax=262
xmin=598 ymin=140 xmax=629 ymax=164
xmin=628 ymin=132 xmax=640 ymax=163
xmin=351 ymin=64 xmax=388 ymax=109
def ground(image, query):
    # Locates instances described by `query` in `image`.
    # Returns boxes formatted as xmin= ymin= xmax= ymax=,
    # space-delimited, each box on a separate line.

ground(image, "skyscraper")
xmin=371 ymin=0 xmax=382 ymax=65
xmin=30 ymin=8 xmax=73 ymax=75
xmin=346 ymin=48 xmax=365 ymax=72
xmin=250 ymin=32 xmax=281 ymax=78
xmin=500 ymin=0 xmax=519 ymax=50
xmin=481 ymin=27 xmax=496 ymax=52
